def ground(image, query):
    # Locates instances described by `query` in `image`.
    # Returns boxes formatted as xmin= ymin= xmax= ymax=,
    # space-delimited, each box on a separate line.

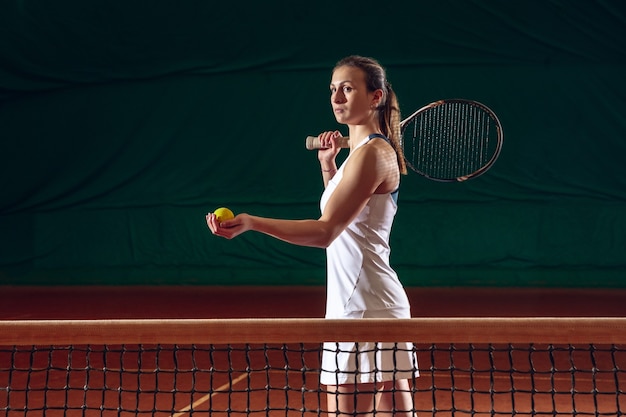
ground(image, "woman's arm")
xmin=317 ymin=130 xmax=341 ymax=188
xmin=206 ymin=142 xmax=394 ymax=248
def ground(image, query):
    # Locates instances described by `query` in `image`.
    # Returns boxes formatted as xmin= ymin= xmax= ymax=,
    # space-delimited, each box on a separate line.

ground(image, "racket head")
xmin=400 ymin=99 xmax=503 ymax=182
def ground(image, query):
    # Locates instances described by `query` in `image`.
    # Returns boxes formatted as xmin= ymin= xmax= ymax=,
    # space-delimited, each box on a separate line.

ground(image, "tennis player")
xmin=207 ymin=55 xmax=417 ymax=417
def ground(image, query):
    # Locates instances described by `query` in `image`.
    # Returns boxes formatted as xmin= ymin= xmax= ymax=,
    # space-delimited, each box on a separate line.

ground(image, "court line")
xmin=170 ymin=372 xmax=249 ymax=417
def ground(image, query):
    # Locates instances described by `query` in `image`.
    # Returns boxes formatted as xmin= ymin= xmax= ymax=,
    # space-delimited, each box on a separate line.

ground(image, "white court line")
xmin=170 ymin=372 xmax=249 ymax=417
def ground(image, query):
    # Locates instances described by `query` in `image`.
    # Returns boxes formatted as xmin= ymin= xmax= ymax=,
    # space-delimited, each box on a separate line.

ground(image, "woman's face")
xmin=330 ymin=65 xmax=378 ymax=126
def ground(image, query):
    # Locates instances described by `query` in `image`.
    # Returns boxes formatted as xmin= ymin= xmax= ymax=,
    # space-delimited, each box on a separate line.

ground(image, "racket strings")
xmin=405 ymin=102 xmax=498 ymax=181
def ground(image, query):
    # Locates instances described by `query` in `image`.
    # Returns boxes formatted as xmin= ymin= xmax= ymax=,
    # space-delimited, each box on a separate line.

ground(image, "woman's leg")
xmin=326 ymin=382 xmax=380 ymax=417
xmin=325 ymin=380 xmax=415 ymax=417
xmin=376 ymin=379 xmax=415 ymax=417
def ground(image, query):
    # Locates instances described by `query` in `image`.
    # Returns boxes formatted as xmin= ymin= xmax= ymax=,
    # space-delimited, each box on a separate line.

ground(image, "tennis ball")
xmin=214 ymin=207 xmax=235 ymax=222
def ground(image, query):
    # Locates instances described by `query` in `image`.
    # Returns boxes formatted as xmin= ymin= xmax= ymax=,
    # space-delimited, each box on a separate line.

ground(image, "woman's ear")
xmin=371 ymin=89 xmax=384 ymax=108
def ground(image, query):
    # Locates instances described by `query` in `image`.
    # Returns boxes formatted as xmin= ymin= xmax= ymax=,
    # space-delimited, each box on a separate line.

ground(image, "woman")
xmin=206 ymin=55 xmax=417 ymax=416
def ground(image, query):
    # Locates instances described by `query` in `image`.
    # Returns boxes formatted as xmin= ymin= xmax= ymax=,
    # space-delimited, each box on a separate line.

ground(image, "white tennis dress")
xmin=319 ymin=135 xmax=418 ymax=385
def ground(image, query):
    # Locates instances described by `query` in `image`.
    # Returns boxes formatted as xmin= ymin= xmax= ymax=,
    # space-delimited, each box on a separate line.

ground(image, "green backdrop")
xmin=1 ymin=1 xmax=625 ymax=287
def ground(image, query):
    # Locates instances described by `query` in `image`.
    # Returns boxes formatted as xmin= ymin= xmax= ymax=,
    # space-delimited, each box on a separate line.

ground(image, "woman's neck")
xmin=347 ymin=124 xmax=382 ymax=147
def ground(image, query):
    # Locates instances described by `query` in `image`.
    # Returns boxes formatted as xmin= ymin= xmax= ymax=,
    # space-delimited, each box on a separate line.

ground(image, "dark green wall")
xmin=1 ymin=1 xmax=625 ymax=287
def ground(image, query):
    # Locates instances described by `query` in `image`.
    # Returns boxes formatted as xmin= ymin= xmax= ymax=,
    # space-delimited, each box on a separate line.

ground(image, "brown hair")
xmin=334 ymin=55 xmax=407 ymax=175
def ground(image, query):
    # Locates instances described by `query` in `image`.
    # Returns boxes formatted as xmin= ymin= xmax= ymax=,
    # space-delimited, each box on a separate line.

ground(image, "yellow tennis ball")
xmin=214 ymin=207 xmax=234 ymax=222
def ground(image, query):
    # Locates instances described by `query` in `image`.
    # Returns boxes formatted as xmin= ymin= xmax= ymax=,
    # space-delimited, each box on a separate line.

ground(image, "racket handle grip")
xmin=305 ymin=136 xmax=351 ymax=150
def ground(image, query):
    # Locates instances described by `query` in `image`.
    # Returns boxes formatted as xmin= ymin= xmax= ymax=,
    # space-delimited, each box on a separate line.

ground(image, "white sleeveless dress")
xmin=319 ymin=135 xmax=418 ymax=385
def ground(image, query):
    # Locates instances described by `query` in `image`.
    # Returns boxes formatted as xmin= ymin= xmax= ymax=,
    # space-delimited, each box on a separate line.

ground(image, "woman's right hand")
xmin=316 ymin=130 xmax=343 ymax=163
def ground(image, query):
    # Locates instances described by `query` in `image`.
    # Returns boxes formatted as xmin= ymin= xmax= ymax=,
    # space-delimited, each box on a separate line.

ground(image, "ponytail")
xmin=380 ymin=83 xmax=407 ymax=175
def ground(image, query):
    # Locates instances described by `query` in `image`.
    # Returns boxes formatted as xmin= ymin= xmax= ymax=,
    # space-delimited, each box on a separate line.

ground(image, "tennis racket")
xmin=305 ymin=99 xmax=503 ymax=182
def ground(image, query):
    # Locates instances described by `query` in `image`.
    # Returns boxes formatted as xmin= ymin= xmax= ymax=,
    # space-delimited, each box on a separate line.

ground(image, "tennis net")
xmin=1 ymin=317 xmax=625 ymax=416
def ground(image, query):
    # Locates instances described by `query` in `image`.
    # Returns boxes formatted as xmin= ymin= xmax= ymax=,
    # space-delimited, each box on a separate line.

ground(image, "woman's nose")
xmin=332 ymin=92 xmax=346 ymax=103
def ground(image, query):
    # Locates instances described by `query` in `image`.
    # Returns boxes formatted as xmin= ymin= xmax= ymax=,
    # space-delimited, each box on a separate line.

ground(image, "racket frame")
xmin=400 ymin=99 xmax=503 ymax=182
